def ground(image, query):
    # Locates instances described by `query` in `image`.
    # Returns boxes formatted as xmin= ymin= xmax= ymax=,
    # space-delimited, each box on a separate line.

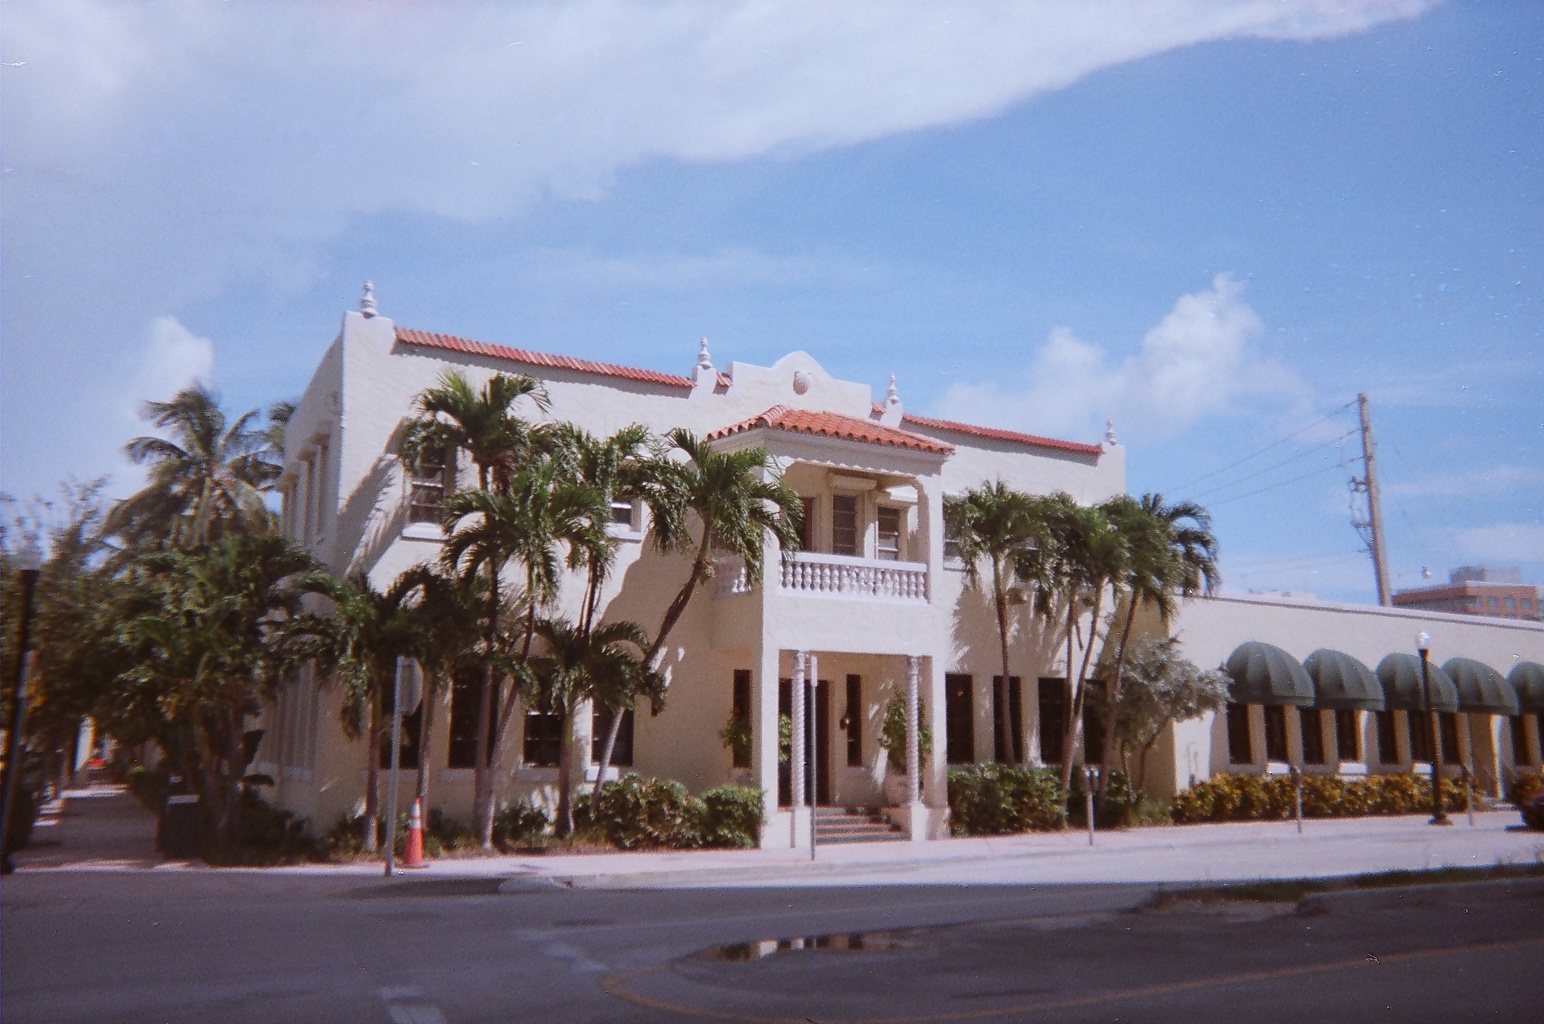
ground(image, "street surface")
xmin=3 ymin=782 xmax=1541 ymax=1022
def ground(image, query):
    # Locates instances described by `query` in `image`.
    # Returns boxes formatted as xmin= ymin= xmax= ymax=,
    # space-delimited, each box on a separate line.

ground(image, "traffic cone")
xmin=402 ymin=798 xmax=427 ymax=868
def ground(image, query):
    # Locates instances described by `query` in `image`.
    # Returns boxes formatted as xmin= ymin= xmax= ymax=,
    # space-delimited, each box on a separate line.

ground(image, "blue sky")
xmin=3 ymin=0 xmax=1540 ymax=603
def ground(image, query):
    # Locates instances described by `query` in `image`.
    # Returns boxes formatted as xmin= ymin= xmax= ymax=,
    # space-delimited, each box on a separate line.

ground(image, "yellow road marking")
xmin=599 ymin=935 xmax=1544 ymax=1023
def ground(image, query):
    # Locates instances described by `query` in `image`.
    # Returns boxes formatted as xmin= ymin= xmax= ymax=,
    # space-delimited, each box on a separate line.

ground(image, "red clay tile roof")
xmin=396 ymin=327 xmax=706 ymax=390
xmin=893 ymin=410 xmax=1103 ymax=456
xmin=708 ymin=406 xmax=954 ymax=455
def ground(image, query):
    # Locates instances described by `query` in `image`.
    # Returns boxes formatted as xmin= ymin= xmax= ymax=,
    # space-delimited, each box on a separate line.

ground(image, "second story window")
xmin=831 ymin=494 xmax=859 ymax=556
xmin=799 ymin=496 xmax=816 ymax=551
xmin=876 ymin=506 xmax=902 ymax=561
xmin=408 ymin=449 xmax=452 ymax=524
xmin=610 ymin=500 xmax=634 ymax=528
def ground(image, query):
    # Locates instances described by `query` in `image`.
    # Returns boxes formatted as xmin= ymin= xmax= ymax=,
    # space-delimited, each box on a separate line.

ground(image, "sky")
xmin=3 ymin=0 xmax=1541 ymax=605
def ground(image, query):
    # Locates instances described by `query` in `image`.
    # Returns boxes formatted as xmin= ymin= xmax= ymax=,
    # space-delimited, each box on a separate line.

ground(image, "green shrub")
xmin=948 ymin=764 xmax=1067 ymax=835
xmin=1508 ymin=771 xmax=1544 ymax=831
xmin=493 ymin=801 xmax=551 ymax=849
xmin=1172 ymin=771 xmax=1469 ymax=824
xmin=576 ymin=775 xmax=701 ymax=849
xmin=1069 ymin=771 xmax=1170 ymax=829
xmin=878 ymin=696 xmax=933 ymax=769
xmin=124 ymin=763 xmax=172 ymax=813
xmin=574 ymin=776 xmax=764 ymax=850
xmin=696 ymin=785 xmax=763 ymax=848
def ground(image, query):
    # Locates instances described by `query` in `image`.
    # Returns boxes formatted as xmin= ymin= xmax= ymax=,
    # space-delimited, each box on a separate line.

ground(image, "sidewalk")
xmin=11 ymin=779 xmax=1543 ymax=890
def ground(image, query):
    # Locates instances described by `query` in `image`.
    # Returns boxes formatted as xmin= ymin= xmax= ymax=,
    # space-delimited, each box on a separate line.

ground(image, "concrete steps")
xmin=813 ymin=807 xmax=906 ymax=844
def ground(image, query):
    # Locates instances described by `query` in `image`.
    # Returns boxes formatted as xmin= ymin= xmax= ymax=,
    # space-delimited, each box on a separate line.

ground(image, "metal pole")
xmin=1084 ymin=766 xmax=1097 ymax=847
xmin=1462 ymin=763 xmax=1475 ymax=827
xmin=1357 ymin=393 xmax=1392 ymax=607
xmin=383 ymin=657 xmax=406 ymax=876
xmin=1418 ymin=641 xmax=1450 ymax=826
xmin=1291 ymin=764 xmax=1303 ymax=834
xmin=1 ymin=561 xmax=41 ymax=876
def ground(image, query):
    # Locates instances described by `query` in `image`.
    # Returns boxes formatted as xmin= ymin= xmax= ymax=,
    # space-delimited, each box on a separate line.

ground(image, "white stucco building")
xmin=259 ymin=289 xmax=1544 ymax=846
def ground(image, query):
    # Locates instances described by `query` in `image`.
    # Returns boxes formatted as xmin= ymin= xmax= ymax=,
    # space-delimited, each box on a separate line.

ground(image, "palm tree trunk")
xmin=472 ymin=664 xmax=496 ymax=848
xmin=364 ymin=717 xmax=382 ymax=853
xmin=1096 ymin=597 xmax=1139 ymax=806
xmin=415 ymin=684 xmax=436 ymax=809
xmin=222 ymin=706 xmax=244 ymax=848
xmin=1061 ymin=590 xmax=1104 ymax=790
xmin=993 ymin=563 xmax=1016 ymax=765
xmin=1059 ymin=597 xmax=1078 ymax=788
xmin=555 ymin=711 xmax=574 ymax=836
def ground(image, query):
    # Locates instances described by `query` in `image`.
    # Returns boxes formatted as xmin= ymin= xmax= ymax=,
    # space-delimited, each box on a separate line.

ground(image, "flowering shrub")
xmin=1172 ymin=772 xmax=1468 ymax=824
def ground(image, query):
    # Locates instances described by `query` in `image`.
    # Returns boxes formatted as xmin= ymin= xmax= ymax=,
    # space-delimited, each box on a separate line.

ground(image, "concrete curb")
xmin=1298 ymin=875 xmax=1544 ymax=916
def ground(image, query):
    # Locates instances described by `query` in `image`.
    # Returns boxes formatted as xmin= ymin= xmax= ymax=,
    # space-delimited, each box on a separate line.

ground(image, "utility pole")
xmin=1351 ymin=392 xmax=1392 ymax=606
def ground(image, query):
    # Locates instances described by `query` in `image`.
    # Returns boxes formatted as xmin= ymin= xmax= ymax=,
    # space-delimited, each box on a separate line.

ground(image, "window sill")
xmin=402 ymin=522 xmax=445 ymax=542
xmin=606 ymin=524 xmax=644 ymax=543
xmin=584 ymin=764 xmax=625 ymax=783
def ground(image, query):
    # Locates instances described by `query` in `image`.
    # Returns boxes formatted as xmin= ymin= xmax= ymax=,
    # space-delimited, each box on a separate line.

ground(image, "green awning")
xmin=1508 ymin=662 xmax=1544 ymax=714
xmin=1225 ymin=641 xmax=1315 ymax=707
xmin=1442 ymin=657 xmax=1520 ymax=716
xmin=1303 ymin=648 xmax=1385 ymax=711
xmin=1375 ymin=653 xmax=1459 ymax=714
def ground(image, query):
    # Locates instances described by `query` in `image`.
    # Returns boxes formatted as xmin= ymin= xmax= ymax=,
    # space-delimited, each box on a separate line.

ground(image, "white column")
xmin=906 ymin=655 xmax=921 ymax=804
xmin=808 ymin=654 xmax=820 ymax=809
xmin=791 ymin=651 xmax=807 ymax=809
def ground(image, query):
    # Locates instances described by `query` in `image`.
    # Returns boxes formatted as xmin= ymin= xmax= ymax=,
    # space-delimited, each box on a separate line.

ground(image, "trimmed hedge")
xmin=948 ymin=764 xmax=1068 ymax=835
xmin=1172 ymin=772 xmax=1470 ymax=824
xmin=575 ymin=776 xmax=763 ymax=850
xmin=1508 ymin=771 xmax=1544 ymax=831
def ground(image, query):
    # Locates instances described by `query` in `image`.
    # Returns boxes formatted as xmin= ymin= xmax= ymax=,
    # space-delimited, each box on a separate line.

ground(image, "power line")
xmin=1172 ymin=399 xmax=1358 ymax=492
xmin=1206 ymin=462 xmax=1347 ymax=507
xmin=1191 ymin=428 xmax=1356 ymax=500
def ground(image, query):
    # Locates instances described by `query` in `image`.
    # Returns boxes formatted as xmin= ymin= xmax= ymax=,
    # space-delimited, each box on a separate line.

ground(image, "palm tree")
xmin=642 ymin=429 xmax=802 ymax=669
xmin=1094 ymin=494 xmax=1218 ymax=802
xmin=109 ymin=384 xmax=283 ymax=549
xmin=532 ymin=617 xmax=660 ymax=834
xmin=403 ymin=368 xmax=551 ymax=849
xmin=441 ymin=459 xmax=603 ymax=847
xmin=945 ymin=482 xmax=1045 ymax=765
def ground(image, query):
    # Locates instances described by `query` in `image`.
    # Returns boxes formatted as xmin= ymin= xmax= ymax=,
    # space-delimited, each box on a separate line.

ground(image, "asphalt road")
xmin=3 ymin=871 xmax=1539 ymax=1023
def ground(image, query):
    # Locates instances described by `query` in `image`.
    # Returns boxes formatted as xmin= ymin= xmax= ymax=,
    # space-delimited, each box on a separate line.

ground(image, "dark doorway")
xmin=1038 ymin=678 xmax=1067 ymax=765
xmin=992 ymin=676 xmax=1023 ymax=764
xmin=777 ymin=677 xmax=831 ymax=807
xmin=945 ymin=674 xmax=974 ymax=765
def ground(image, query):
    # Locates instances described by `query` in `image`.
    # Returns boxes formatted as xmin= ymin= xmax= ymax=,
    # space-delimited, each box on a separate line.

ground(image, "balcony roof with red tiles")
xmin=893 ymin=410 xmax=1103 ymax=456
xmin=395 ymin=327 xmax=732 ymax=390
xmin=707 ymin=405 xmax=955 ymax=456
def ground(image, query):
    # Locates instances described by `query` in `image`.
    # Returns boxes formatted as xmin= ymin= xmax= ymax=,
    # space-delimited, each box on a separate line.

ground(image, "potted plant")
xmin=877 ymin=695 xmax=933 ymax=805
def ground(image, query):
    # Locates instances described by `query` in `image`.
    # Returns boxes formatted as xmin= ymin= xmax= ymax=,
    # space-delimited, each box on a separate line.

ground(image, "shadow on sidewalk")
xmin=11 ymin=781 xmax=162 ymax=871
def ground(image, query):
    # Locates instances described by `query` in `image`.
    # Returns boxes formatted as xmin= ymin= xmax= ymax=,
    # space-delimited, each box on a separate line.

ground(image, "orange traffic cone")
xmin=402 ymin=798 xmax=427 ymax=868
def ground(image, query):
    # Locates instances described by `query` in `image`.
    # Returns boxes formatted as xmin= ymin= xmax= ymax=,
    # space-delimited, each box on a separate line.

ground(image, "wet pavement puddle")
xmin=698 ymin=928 xmax=922 ymax=961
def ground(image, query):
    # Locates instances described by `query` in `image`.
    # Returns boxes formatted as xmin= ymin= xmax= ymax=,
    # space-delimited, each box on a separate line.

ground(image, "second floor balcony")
xmin=718 ymin=550 xmax=929 ymax=603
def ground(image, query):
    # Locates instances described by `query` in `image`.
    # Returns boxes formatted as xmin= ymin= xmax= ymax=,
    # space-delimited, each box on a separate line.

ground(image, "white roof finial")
xmin=885 ymin=373 xmax=900 ymax=408
xmin=360 ymin=280 xmax=378 ymax=318
xmin=1104 ymin=419 xmax=1118 ymax=445
xmin=696 ymin=337 xmax=713 ymax=372
xmin=879 ymin=372 xmax=904 ymax=426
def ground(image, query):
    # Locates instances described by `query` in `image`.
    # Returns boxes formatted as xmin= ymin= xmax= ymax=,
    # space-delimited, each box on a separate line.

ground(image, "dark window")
xmin=732 ymin=670 xmax=752 ymax=769
xmin=1334 ymin=709 xmax=1360 ymax=762
xmin=1081 ymin=684 xmax=1106 ymax=767
xmin=876 ymin=507 xmax=902 ymax=561
xmin=448 ymin=671 xmax=496 ymax=769
xmin=1511 ymin=715 xmax=1537 ymax=765
xmin=799 ymin=496 xmax=816 ymax=552
xmin=590 ymin=705 xmax=633 ymax=767
xmin=1439 ymin=712 xmax=1462 ymax=765
xmin=610 ymin=500 xmax=634 ymax=527
xmin=844 ymin=675 xmax=862 ymax=767
xmin=945 ymin=674 xmax=975 ymax=765
xmin=831 ymin=494 xmax=859 ymax=556
xmin=1375 ymin=710 xmax=1398 ymax=764
xmin=1409 ymin=711 xmax=1434 ymax=764
xmin=992 ymin=676 xmax=1024 ymax=764
xmin=379 ymin=705 xmax=422 ymax=770
xmin=1263 ymin=705 xmax=1289 ymax=762
xmin=1299 ymin=708 xmax=1325 ymax=765
xmin=523 ymin=677 xmax=562 ymax=768
xmin=408 ymin=449 xmax=452 ymax=524
xmin=1039 ymin=678 xmax=1067 ymax=765
xmin=1226 ymin=703 xmax=1253 ymax=764
xmin=943 ymin=505 xmax=963 ymax=562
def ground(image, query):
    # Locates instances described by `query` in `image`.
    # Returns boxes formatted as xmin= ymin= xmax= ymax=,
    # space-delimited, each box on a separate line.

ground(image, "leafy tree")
xmin=945 ymin=482 xmax=1045 ymax=764
xmin=1106 ymin=635 xmax=1230 ymax=790
xmin=108 ymin=384 xmax=283 ymax=549
xmin=113 ymin=533 xmax=332 ymax=847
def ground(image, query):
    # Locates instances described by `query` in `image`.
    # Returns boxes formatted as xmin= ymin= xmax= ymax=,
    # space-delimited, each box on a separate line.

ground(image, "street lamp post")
xmin=1416 ymin=631 xmax=1450 ymax=827
xmin=2 ymin=542 xmax=44 ymax=874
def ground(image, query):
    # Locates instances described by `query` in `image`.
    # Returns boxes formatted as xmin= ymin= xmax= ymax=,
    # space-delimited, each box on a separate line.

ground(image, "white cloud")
xmin=135 ymin=316 xmax=216 ymax=408
xmin=1453 ymin=523 xmax=1544 ymax=564
xmin=930 ymin=274 xmax=1303 ymax=443
xmin=1385 ymin=464 xmax=1544 ymax=499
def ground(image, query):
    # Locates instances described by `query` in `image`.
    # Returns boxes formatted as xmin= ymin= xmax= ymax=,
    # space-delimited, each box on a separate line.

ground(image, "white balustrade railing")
xmin=715 ymin=553 xmax=928 ymax=602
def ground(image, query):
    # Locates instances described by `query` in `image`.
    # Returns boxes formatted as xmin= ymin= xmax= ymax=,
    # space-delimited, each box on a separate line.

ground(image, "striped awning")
xmin=1303 ymin=649 xmax=1385 ymax=711
xmin=1442 ymin=657 xmax=1520 ymax=716
xmin=1375 ymin=653 xmax=1459 ymax=714
xmin=1225 ymin=641 xmax=1315 ymax=707
xmin=1508 ymin=662 xmax=1544 ymax=714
